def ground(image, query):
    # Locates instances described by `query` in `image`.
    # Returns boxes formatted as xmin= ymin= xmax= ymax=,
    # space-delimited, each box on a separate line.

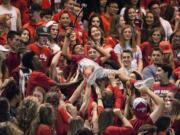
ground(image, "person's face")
xmin=123 ymin=27 xmax=132 ymax=40
xmin=59 ymin=13 xmax=71 ymax=27
xmin=33 ymin=90 xmax=44 ymax=104
xmin=164 ymin=92 xmax=174 ymax=111
xmin=151 ymin=4 xmax=161 ymax=16
xmin=43 ymin=15 xmax=52 ymax=22
xmin=9 ymin=35 xmax=21 ymax=49
xmin=151 ymin=51 xmax=163 ymax=64
xmin=146 ymin=13 xmax=154 ymax=26
xmin=64 ymin=0 xmax=75 ymax=13
xmin=128 ymin=8 xmax=136 ymax=21
xmin=91 ymin=17 xmax=100 ymax=27
xmin=69 ymin=31 xmax=76 ymax=41
xmin=122 ymin=52 xmax=132 ymax=67
xmin=38 ymin=36 xmax=49 ymax=46
xmin=21 ymin=30 xmax=30 ymax=43
xmin=155 ymin=67 xmax=166 ymax=81
xmin=172 ymin=31 xmax=180 ymax=48
xmin=74 ymin=44 xmax=84 ymax=55
xmin=74 ymin=6 xmax=83 ymax=19
xmin=119 ymin=16 xmax=125 ymax=27
xmin=90 ymin=27 xmax=101 ymax=41
xmin=108 ymin=3 xmax=119 ymax=15
xmin=152 ymin=31 xmax=161 ymax=43
xmin=50 ymin=25 xmax=58 ymax=39
xmin=30 ymin=11 xmax=41 ymax=21
xmin=88 ymin=48 xmax=98 ymax=60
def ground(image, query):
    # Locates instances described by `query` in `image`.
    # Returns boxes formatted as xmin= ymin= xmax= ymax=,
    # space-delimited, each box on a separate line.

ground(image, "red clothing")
xmin=105 ymin=36 xmax=118 ymax=49
xmin=5 ymin=51 xmax=20 ymax=76
xmin=172 ymin=119 xmax=180 ymax=134
xmin=27 ymin=43 xmax=52 ymax=68
xmin=56 ymin=106 xmax=69 ymax=135
xmin=153 ymin=82 xmax=177 ymax=99
xmin=173 ymin=67 xmax=180 ymax=81
xmin=42 ymin=0 xmax=51 ymax=9
xmin=36 ymin=124 xmax=52 ymax=135
xmin=140 ymin=41 xmax=158 ymax=67
xmin=0 ymin=32 xmax=7 ymax=45
xmin=101 ymin=13 xmax=110 ymax=36
xmin=23 ymin=20 xmax=46 ymax=42
xmin=104 ymin=126 xmax=133 ymax=135
xmin=106 ymin=85 xmax=123 ymax=109
xmin=26 ymin=71 xmax=55 ymax=96
xmin=130 ymin=115 xmax=153 ymax=135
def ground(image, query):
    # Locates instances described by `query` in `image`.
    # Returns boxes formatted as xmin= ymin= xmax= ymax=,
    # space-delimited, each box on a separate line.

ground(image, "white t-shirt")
xmin=114 ymin=43 xmax=142 ymax=70
xmin=0 ymin=5 xmax=18 ymax=31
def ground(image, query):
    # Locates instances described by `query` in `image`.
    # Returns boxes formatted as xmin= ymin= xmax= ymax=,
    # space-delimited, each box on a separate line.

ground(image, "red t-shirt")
xmin=104 ymin=126 xmax=133 ymax=135
xmin=56 ymin=106 xmax=70 ymax=135
xmin=101 ymin=13 xmax=110 ymax=36
xmin=27 ymin=43 xmax=52 ymax=68
xmin=36 ymin=124 xmax=52 ymax=135
xmin=130 ymin=115 xmax=153 ymax=135
xmin=26 ymin=71 xmax=55 ymax=96
xmin=153 ymin=82 xmax=177 ymax=99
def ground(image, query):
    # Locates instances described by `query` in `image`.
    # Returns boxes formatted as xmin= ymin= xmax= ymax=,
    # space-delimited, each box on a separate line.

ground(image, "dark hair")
xmin=124 ymin=6 xmax=135 ymax=25
xmin=156 ymin=64 xmax=173 ymax=78
xmin=76 ymin=127 xmax=93 ymax=135
xmin=39 ymin=103 xmax=54 ymax=125
xmin=102 ymin=92 xmax=114 ymax=108
xmin=98 ymin=109 xmax=114 ymax=135
xmin=148 ymin=1 xmax=160 ymax=10
xmin=126 ymin=0 xmax=140 ymax=8
xmin=1 ymin=80 xmax=20 ymax=102
xmin=7 ymin=31 xmax=20 ymax=40
xmin=143 ymin=11 xmax=161 ymax=29
xmin=40 ymin=8 xmax=53 ymax=18
xmin=149 ymin=27 xmax=165 ymax=43
xmin=122 ymin=49 xmax=133 ymax=57
xmin=88 ymin=13 xmax=105 ymax=34
xmin=163 ymin=5 xmax=175 ymax=22
xmin=152 ymin=48 xmax=163 ymax=55
xmin=155 ymin=116 xmax=171 ymax=132
xmin=0 ymin=97 xmax=10 ymax=122
xmin=88 ymin=25 xmax=104 ymax=45
xmin=21 ymin=50 xmax=35 ymax=69
xmin=45 ymin=92 xmax=60 ymax=108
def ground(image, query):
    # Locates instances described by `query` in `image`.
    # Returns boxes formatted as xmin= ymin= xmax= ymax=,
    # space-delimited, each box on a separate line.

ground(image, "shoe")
xmin=134 ymin=77 xmax=155 ymax=89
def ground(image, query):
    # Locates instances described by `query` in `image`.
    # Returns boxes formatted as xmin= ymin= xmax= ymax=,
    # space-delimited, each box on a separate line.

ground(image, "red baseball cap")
xmin=159 ymin=41 xmax=172 ymax=54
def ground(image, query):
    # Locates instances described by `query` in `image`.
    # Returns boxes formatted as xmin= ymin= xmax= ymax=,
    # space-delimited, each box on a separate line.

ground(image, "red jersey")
xmin=27 ymin=43 xmax=52 ymax=68
xmin=153 ymin=82 xmax=177 ymax=99
xmin=130 ymin=115 xmax=153 ymax=135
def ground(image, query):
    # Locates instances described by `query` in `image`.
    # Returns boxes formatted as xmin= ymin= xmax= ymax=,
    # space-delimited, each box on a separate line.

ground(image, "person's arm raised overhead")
xmin=138 ymin=87 xmax=164 ymax=123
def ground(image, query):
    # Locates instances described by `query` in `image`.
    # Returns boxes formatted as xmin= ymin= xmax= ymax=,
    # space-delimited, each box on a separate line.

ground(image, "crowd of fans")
xmin=0 ymin=0 xmax=180 ymax=135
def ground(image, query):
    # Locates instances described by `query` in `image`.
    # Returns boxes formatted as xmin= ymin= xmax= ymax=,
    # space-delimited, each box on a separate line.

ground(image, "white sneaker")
xmin=134 ymin=77 xmax=155 ymax=89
